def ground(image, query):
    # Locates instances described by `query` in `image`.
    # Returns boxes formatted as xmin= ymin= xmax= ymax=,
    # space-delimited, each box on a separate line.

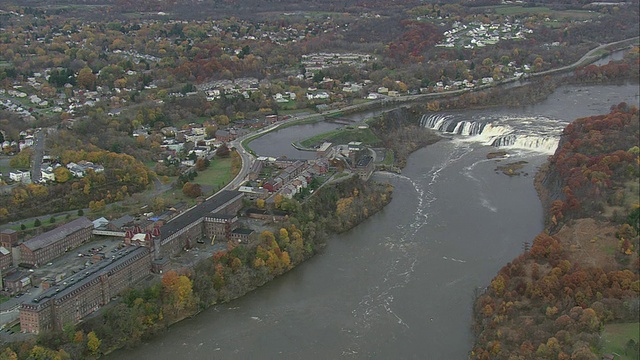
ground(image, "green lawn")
xmin=599 ymin=322 xmax=640 ymax=360
xmin=194 ymin=156 xmax=235 ymax=188
xmin=381 ymin=149 xmax=395 ymax=166
xmin=276 ymin=100 xmax=298 ymax=111
xmin=10 ymin=218 xmax=44 ymax=231
xmin=478 ymin=5 xmax=553 ymax=15
xmin=299 ymin=127 xmax=381 ymax=148
xmin=278 ymin=108 xmax=314 ymax=116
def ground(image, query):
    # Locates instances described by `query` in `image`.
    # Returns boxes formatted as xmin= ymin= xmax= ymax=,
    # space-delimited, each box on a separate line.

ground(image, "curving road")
xmin=218 ymin=36 xmax=640 ymax=198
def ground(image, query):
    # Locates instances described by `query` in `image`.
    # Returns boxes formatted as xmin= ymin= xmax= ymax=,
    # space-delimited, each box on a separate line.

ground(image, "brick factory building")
xmin=18 ymin=191 xmax=245 ymax=334
xmin=20 ymin=247 xmax=151 ymax=334
xmin=158 ymin=190 xmax=244 ymax=257
xmin=19 ymin=217 xmax=93 ymax=267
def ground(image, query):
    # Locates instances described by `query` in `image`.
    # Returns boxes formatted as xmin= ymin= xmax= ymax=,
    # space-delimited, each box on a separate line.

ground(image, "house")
xmin=41 ymin=168 xmax=55 ymax=182
xmin=0 ymin=229 xmax=18 ymax=248
xmin=190 ymin=147 xmax=209 ymax=158
xmin=246 ymin=208 xmax=288 ymax=222
xmin=10 ymin=170 xmax=31 ymax=183
xmin=19 ymin=217 xmax=94 ymax=267
xmin=110 ymin=215 xmax=134 ymax=230
xmin=265 ymin=115 xmax=278 ymax=123
xmin=280 ymin=184 xmax=296 ymax=199
xmin=66 ymin=162 xmax=85 ymax=177
xmin=238 ymin=186 xmax=268 ymax=200
xmin=92 ymin=217 xmax=110 ymax=229
xmin=230 ymin=228 xmax=256 ymax=245
xmin=215 ymin=129 xmax=237 ymax=142
xmin=20 ymin=247 xmax=151 ymax=334
xmin=317 ymin=142 xmax=332 ymax=157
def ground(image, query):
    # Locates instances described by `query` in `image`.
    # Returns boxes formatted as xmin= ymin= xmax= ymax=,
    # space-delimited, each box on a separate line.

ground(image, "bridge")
xmin=92 ymin=229 xmax=126 ymax=237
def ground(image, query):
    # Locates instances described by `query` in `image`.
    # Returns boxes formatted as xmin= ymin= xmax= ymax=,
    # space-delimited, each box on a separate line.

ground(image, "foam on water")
xmin=346 ymin=141 xmax=472 ymax=353
xmin=420 ymin=113 xmax=565 ymax=154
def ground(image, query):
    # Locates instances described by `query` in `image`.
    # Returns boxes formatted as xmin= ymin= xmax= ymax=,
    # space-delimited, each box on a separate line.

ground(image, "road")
xmin=532 ymin=36 xmax=640 ymax=78
xmin=219 ymin=36 xmax=640 ymax=198
xmin=30 ymin=129 xmax=45 ymax=183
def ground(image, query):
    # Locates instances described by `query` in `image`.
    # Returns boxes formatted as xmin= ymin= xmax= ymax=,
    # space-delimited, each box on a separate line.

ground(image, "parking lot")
xmin=33 ymin=235 xmax=125 ymax=286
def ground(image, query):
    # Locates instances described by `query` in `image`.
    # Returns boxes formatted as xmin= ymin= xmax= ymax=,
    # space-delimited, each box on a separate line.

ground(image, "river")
xmin=111 ymin=83 xmax=639 ymax=359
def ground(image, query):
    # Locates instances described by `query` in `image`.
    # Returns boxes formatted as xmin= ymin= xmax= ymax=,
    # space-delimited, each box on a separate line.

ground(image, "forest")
xmin=471 ymin=104 xmax=640 ymax=359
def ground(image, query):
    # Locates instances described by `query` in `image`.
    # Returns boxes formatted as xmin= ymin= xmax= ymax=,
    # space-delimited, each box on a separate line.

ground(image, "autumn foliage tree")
xmin=472 ymin=105 xmax=639 ymax=359
xmin=182 ymin=181 xmax=202 ymax=198
xmin=161 ymin=270 xmax=195 ymax=319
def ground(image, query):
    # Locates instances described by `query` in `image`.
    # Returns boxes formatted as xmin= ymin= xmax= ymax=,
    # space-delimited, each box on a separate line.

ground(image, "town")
xmin=0 ymin=0 xmax=638 ymax=357
xmin=0 ymin=113 xmax=380 ymax=334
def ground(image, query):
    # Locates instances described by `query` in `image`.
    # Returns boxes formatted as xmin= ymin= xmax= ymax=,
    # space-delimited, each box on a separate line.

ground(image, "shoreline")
xmin=2 ymin=39 xmax=638 ymax=358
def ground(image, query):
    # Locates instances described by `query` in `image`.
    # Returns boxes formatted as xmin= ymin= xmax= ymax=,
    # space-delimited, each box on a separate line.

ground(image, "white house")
xmin=41 ymin=168 xmax=56 ymax=182
xmin=67 ymin=162 xmax=85 ymax=177
xmin=10 ymin=170 xmax=31 ymax=183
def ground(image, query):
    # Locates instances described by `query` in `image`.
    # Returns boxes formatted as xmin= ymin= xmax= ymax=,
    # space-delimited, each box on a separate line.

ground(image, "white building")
xmin=10 ymin=170 xmax=31 ymax=183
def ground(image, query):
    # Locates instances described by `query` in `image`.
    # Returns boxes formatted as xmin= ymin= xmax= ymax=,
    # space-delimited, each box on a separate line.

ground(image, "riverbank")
xmin=2 ymin=41 xmax=636 ymax=360
xmin=470 ymin=104 xmax=639 ymax=359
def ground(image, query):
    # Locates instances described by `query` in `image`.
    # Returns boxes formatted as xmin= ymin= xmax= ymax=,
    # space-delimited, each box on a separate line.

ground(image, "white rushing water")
xmin=420 ymin=113 xmax=562 ymax=154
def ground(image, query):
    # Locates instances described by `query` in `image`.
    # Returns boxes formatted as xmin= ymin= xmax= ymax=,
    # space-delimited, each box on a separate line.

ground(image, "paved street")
xmin=30 ymin=129 xmax=45 ymax=183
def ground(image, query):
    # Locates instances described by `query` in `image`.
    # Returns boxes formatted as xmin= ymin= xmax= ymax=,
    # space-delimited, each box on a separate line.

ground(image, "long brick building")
xmin=158 ymin=190 xmax=244 ymax=257
xmin=19 ymin=217 xmax=93 ymax=267
xmin=20 ymin=247 xmax=151 ymax=334
xmin=19 ymin=191 xmax=245 ymax=334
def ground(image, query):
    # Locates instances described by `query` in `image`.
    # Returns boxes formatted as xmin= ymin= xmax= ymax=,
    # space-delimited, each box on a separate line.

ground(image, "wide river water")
xmin=113 ymin=83 xmax=639 ymax=359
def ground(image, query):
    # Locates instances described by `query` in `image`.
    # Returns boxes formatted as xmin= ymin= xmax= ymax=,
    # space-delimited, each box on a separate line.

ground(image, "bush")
xmin=78 ymin=209 xmax=84 ymax=216
xmin=34 ymin=218 xmax=41 ymax=227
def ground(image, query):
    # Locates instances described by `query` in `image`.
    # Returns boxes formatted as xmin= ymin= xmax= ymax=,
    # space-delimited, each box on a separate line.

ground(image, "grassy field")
xmin=599 ymin=322 xmax=640 ymax=359
xmin=299 ymin=127 xmax=380 ymax=148
xmin=381 ymin=149 xmax=395 ymax=166
xmin=149 ymin=157 xmax=234 ymax=204
xmin=194 ymin=156 xmax=235 ymax=188
xmin=277 ymin=108 xmax=313 ymax=116
xmin=276 ymin=101 xmax=298 ymax=111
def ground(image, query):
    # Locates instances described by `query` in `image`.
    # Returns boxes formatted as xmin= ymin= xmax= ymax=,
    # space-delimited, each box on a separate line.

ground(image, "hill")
xmin=471 ymin=103 xmax=639 ymax=359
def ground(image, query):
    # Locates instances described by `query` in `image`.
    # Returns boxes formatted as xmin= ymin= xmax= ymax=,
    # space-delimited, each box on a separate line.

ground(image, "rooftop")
xmin=232 ymin=228 xmax=254 ymax=235
xmin=23 ymin=246 xmax=149 ymax=309
xmin=21 ymin=217 xmax=93 ymax=252
xmin=160 ymin=190 xmax=243 ymax=241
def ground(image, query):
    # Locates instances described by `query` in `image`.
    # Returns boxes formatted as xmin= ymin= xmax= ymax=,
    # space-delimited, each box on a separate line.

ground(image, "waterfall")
xmin=421 ymin=113 xmax=562 ymax=154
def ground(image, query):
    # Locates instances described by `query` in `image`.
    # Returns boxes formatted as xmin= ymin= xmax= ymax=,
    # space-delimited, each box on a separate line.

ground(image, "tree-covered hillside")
xmin=471 ymin=104 xmax=639 ymax=359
